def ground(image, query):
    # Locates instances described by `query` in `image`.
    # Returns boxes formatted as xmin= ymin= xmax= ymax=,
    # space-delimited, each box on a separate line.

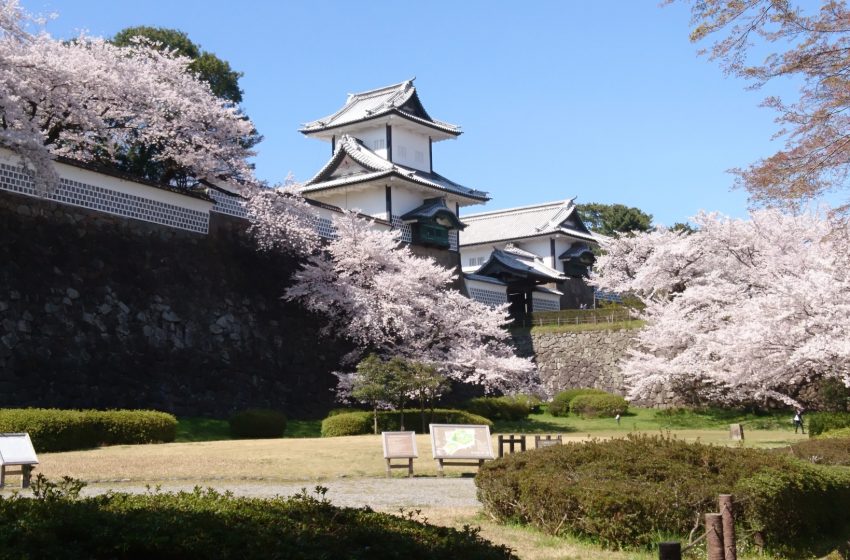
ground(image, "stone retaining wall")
xmin=0 ymin=190 xmax=348 ymax=418
xmin=513 ymin=328 xmax=678 ymax=407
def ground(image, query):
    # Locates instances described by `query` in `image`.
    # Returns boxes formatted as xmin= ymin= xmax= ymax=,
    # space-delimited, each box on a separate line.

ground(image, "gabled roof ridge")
xmin=463 ymin=199 xmax=575 ymax=220
xmin=535 ymin=198 xmax=577 ymax=233
xmin=304 ymin=134 xmax=392 ymax=185
xmin=347 ymin=78 xmax=414 ymax=101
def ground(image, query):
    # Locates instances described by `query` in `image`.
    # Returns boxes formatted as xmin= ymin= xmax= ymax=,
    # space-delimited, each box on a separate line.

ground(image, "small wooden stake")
xmin=658 ymin=541 xmax=681 ymax=560
xmin=719 ymin=494 xmax=737 ymax=560
xmin=706 ymin=513 xmax=724 ymax=560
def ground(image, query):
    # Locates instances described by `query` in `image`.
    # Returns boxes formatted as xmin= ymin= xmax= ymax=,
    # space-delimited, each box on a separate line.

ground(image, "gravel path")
xmin=78 ymin=478 xmax=481 ymax=509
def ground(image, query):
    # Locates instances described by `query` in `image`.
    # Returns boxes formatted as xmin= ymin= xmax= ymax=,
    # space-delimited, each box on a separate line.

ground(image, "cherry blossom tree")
xmin=593 ymin=209 xmax=850 ymax=406
xmin=285 ymin=211 xmax=537 ymax=396
xmin=244 ymin=187 xmax=320 ymax=256
xmin=677 ymin=0 xmax=850 ymax=210
xmin=0 ymin=0 xmax=255 ymax=191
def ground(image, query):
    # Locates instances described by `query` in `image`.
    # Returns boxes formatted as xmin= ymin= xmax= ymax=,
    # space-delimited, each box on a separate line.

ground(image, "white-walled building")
xmin=460 ymin=199 xmax=600 ymax=313
xmin=298 ymin=79 xmax=488 ymax=253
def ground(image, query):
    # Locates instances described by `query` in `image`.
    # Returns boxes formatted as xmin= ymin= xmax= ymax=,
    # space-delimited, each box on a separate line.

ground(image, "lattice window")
xmin=315 ymin=216 xmax=336 ymax=240
xmin=390 ymin=215 xmax=413 ymax=243
xmin=448 ymin=230 xmax=458 ymax=252
xmin=0 ymin=162 xmax=209 ymax=234
xmin=532 ymin=295 xmax=561 ymax=312
xmin=209 ymin=188 xmax=247 ymax=218
xmin=468 ymin=287 xmax=508 ymax=307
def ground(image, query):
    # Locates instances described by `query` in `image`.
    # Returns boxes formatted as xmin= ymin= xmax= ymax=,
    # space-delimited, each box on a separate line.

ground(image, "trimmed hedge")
xmin=461 ymin=397 xmax=532 ymax=421
xmin=0 ymin=483 xmax=516 ymax=559
xmin=476 ymin=434 xmax=850 ymax=553
xmin=808 ymin=411 xmax=850 ymax=437
xmin=569 ymin=394 xmax=628 ymax=418
xmin=229 ymin=409 xmax=287 ymax=439
xmin=784 ymin=437 xmax=850 ymax=466
xmin=321 ymin=409 xmax=492 ymax=437
xmin=0 ymin=408 xmax=177 ymax=452
xmin=547 ymin=388 xmax=606 ymax=417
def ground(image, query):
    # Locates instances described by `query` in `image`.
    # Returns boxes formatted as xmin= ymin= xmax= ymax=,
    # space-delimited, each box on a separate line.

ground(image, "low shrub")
xmin=0 ymin=481 xmax=516 ymax=559
xmin=808 ymin=412 xmax=850 ymax=437
xmin=476 ymin=434 xmax=850 ymax=553
xmin=569 ymin=393 xmax=628 ymax=418
xmin=0 ymin=408 xmax=177 ymax=452
xmin=547 ymin=388 xmax=606 ymax=417
xmin=783 ymin=437 xmax=850 ymax=466
xmin=510 ymin=394 xmax=543 ymax=414
xmin=229 ymin=409 xmax=287 ymax=439
xmin=817 ymin=427 xmax=850 ymax=439
xmin=321 ymin=409 xmax=492 ymax=437
xmin=461 ymin=397 xmax=532 ymax=421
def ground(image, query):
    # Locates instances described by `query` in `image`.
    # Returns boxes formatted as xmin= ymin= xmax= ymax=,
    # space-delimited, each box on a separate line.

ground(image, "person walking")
xmin=793 ymin=410 xmax=805 ymax=434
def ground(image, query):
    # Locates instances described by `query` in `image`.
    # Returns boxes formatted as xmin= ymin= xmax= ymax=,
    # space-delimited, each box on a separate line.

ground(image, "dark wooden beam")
xmin=386 ymin=125 xmax=393 ymax=162
xmin=385 ymin=185 xmax=392 ymax=222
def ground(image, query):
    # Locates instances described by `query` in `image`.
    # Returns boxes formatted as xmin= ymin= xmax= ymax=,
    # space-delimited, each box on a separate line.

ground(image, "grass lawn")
xmin=54 ymin=408 xmax=807 ymax=559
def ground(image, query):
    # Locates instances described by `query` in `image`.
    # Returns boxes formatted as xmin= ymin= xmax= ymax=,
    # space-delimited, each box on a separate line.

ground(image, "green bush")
xmin=783 ymin=437 xmax=850 ymax=466
xmin=817 ymin=427 xmax=850 ymax=439
xmin=511 ymin=394 xmax=543 ymax=414
xmin=547 ymin=388 xmax=606 ymax=417
xmin=229 ymin=409 xmax=287 ymax=439
xmin=461 ymin=397 xmax=532 ymax=421
xmin=808 ymin=412 xmax=850 ymax=436
xmin=0 ymin=408 xmax=176 ymax=452
xmin=321 ymin=411 xmax=374 ymax=437
xmin=476 ymin=434 xmax=850 ymax=553
xmin=569 ymin=394 xmax=628 ymax=417
xmin=0 ymin=482 xmax=516 ymax=559
xmin=321 ymin=409 xmax=492 ymax=437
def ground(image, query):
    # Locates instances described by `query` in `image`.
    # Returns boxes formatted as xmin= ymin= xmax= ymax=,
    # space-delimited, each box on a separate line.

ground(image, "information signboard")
xmin=429 ymin=424 xmax=494 ymax=460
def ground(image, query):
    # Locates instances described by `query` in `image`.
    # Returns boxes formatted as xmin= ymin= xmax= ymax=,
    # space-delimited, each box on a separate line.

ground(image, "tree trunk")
xmin=372 ymin=405 xmax=378 ymax=435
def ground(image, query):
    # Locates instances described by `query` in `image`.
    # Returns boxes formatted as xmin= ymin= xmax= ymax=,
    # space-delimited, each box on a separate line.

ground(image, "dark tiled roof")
xmin=300 ymin=79 xmax=461 ymax=136
xmin=400 ymin=197 xmax=466 ymax=229
xmin=302 ymin=135 xmax=488 ymax=202
xmin=479 ymin=248 xmax=565 ymax=283
xmin=460 ymin=199 xmax=598 ymax=246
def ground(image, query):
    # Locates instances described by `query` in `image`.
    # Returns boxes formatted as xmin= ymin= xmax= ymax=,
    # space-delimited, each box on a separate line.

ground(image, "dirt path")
xmin=74 ymin=477 xmax=481 ymax=509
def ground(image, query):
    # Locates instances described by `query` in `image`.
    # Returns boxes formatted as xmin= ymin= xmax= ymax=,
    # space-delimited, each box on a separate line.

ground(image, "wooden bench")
xmin=0 ymin=433 xmax=39 ymax=488
xmin=429 ymin=424 xmax=494 ymax=476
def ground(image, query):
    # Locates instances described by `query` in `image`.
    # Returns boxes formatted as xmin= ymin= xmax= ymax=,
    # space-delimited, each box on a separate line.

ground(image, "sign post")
xmin=429 ymin=424 xmax=494 ymax=476
xmin=0 ymin=433 xmax=39 ymax=488
xmin=382 ymin=431 xmax=418 ymax=478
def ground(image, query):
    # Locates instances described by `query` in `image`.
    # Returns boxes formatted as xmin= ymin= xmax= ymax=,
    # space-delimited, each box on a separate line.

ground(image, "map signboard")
xmin=429 ymin=424 xmax=494 ymax=460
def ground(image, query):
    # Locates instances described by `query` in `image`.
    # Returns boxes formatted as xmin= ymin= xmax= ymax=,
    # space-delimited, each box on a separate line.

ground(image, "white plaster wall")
xmin=0 ymin=148 xmax=213 ymax=214
xmin=389 ymin=184 xmax=425 ymax=216
xmin=517 ymin=239 xmax=551 ymax=263
xmin=391 ymin=126 xmax=430 ymax=172
xmin=351 ymin=126 xmax=388 ymax=159
xmin=460 ymin=246 xmax=493 ymax=269
xmin=310 ymin=188 xmax=387 ymax=218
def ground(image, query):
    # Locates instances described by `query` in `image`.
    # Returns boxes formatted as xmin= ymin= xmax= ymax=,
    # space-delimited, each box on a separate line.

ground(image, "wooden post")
xmin=0 ymin=465 xmax=5 ymax=488
xmin=706 ymin=513 xmax=724 ymax=560
xmin=719 ymin=494 xmax=737 ymax=560
xmin=658 ymin=542 xmax=681 ymax=560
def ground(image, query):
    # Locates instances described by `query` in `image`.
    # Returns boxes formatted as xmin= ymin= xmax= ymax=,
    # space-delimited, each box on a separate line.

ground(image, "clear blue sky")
xmin=21 ymin=0 xmax=814 ymax=225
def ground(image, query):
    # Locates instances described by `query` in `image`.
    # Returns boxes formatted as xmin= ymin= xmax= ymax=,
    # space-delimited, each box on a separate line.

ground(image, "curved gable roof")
xmin=300 ymin=79 xmax=461 ymax=136
xmin=460 ymin=199 xmax=598 ymax=246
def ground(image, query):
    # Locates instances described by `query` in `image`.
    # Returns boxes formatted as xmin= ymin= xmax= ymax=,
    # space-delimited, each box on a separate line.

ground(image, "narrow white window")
xmin=373 ymin=138 xmax=385 ymax=150
xmin=397 ymin=145 xmax=408 ymax=159
xmin=414 ymin=150 xmax=424 ymax=163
